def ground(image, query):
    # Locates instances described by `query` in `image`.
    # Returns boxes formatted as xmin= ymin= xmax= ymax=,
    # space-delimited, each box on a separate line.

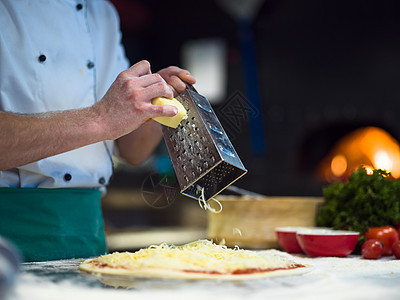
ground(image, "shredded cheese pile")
xmin=93 ymin=240 xmax=300 ymax=273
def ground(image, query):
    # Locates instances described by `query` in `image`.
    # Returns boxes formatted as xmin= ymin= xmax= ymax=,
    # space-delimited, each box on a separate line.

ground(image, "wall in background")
xmin=109 ymin=0 xmax=400 ymax=197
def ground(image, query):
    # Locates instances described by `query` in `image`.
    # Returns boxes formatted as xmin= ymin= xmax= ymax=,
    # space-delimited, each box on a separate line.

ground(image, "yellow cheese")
xmin=92 ymin=240 xmax=300 ymax=273
xmin=151 ymin=97 xmax=187 ymax=128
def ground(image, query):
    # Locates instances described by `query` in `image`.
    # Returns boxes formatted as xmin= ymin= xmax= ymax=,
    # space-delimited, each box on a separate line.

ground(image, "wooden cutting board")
xmin=207 ymin=196 xmax=324 ymax=249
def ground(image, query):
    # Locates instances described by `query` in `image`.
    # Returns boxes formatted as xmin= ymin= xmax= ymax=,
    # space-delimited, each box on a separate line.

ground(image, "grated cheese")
xmin=92 ymin=240 xmax=301 ymax=273
xmin=197 ymin=187 xmax=222 ymax=214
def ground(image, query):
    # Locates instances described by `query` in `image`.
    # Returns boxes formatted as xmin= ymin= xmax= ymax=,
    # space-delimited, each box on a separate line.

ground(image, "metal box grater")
xmin=161 ymin=85 xmax=247 ymax=201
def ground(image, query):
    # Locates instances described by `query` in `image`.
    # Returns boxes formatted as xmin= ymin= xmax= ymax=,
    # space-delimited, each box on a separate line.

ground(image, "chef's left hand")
xmin=157 ymin=66 xmax=196 ymax=96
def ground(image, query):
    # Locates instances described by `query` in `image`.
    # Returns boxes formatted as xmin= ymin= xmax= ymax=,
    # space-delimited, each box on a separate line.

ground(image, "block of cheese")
xmin=151 ymin=97 xmax=187 ymax=128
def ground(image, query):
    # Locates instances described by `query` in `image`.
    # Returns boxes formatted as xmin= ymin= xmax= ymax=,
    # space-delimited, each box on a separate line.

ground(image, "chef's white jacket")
xmin=0 ymin=0 xmax=130 ymax=190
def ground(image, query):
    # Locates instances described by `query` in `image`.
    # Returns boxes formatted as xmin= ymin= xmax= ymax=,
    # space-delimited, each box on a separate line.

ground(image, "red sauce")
xmin=183 ymin=269 xmax=224 ymax=275
xmin=91 ymin=260 xmax=306 ymax=275
xmin=91 ymin=261 xmax=128 ymax=270
xmin=183 ymin=264 xmax=306 ymax=275
xmin=232 ymin=264 xmax=305 ymax=274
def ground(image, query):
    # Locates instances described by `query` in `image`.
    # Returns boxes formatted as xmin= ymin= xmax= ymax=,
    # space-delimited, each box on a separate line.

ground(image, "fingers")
xmin=139 ymin=73 xmax=170 ymax=89
xmin=123 ymin=62 xmax=175 ymax=99
xmin=161 ymin=66 xmax=194 ymax=81
xmin=166 ymin=75 xmax=186 ymax=95
xmin=151 ymin=103 xmax=178 ymax=118
xmin=125 ymin=60 xmax=152 ymax=77
xmin=124 ymin=63 xmax=196 ymax=98
xmin=177 ymin=70 xmax=196 ymax=85
xmin=118 ymin=71 xmax=173 ymax=101
xmin=158 ymin=67 xmax=196 ymax=93
xmin=141 ymin=80 xmax=174 ymax=100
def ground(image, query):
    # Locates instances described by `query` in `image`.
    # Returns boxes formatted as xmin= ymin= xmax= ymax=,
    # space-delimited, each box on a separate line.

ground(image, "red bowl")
xmin=296 ymin=229 xmax=359 ymax=257
xmin=275 ymin=227 xmax=308 ymax=253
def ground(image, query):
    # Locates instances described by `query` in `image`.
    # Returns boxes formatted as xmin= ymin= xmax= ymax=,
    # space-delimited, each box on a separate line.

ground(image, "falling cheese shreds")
xmin=233 ymin=228 xmax=242 ymax=236
xmin=197 ymin=187 xmax=222 ymax=214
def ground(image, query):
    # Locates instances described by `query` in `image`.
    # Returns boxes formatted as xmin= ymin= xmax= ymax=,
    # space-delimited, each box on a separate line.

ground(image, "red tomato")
xmin=362 ymin=239 xmax=383 ymax=259
xmin=364 ymin=226 xmax=399 ymax=256
xmin=392 ymin=240 xmax=400 ymax=259
xmin=397 ymin=223 xmax=400 ymax=239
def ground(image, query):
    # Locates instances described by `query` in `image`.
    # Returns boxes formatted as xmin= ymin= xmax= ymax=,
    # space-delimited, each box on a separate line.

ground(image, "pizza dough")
xmin=151 ymin=97 xmax=187 ymax=128
xmin=79 ymin=240 xmax=310 ymax=281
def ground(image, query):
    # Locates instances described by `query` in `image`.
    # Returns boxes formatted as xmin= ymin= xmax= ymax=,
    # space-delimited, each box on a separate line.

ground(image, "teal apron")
xmin=0 ymin=188 xmax=107 ymax=262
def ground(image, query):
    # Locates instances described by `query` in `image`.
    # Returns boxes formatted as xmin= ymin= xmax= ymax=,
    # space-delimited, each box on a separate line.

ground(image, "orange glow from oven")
xmin=331 ymin=154 xmax=347 ymax=177
xmin=318 ymin=127 xmax=400 ymax=182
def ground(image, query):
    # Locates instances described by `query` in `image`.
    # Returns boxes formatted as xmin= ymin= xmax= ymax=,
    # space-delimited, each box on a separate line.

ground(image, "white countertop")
xmin=9 ymin=254 xmax=400 ymax=300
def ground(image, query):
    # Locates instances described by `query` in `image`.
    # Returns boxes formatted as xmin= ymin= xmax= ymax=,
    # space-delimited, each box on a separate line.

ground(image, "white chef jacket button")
xmin=87 ymin=61 xmax=95 ymax=69
xmin=64 ymin=173 xmax=72 ymax=182
xmin=38 ymin=54 xmax=46 ymax=63
xmin=98 ymin=177 xmax=106 ymax=185
xmin=76 ymin=3 xmax=83 ymax=11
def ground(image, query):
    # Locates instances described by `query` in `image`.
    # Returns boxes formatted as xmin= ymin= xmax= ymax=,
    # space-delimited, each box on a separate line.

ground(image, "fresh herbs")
xmin=316 ymin=168 xmax=400 ymax=244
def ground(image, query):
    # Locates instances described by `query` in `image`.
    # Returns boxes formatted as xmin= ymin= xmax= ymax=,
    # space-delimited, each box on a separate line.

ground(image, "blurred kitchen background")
xmin=102 ymin=0 xmax=400 ymax=250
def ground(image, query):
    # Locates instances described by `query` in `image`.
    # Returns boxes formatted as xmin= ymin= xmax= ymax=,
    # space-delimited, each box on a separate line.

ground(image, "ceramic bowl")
xmin=275 ymin=227 xmax=308 ymax=253
xmin=296 ymin=229 xmax=359 ymax=257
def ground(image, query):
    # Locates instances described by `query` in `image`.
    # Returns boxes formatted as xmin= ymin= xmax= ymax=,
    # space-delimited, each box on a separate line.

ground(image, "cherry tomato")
xmin=397 ymin=222 xmax=400 ymax=239
xmin=364 ymin=226 xmax=399 ymax=256
xmin=361 ymin=239 xmax=383 ymax=259
xmin=392 ymin=240 xmax=400 ymax=259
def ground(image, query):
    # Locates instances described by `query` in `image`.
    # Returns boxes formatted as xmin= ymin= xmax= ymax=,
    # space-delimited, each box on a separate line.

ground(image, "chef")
xmin=0 ymin=0 xmax=195 ymax=261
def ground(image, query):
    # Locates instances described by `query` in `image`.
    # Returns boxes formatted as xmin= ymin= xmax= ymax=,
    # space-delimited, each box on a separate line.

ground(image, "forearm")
xmin=0 ymin=61 xmax=193 ymax=171
xmin=116 ymin=120 xmax=163 ymax=166
xmin=0 ymin=109 xmax=105 ymax=170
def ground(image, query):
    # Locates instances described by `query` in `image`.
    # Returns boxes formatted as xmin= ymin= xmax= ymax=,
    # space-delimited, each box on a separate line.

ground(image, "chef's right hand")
xmin=94 ymin=60 xmax=177 ymax=140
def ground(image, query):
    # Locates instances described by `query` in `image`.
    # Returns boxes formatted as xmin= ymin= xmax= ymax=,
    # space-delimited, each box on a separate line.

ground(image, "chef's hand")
xmin=94 ymin=60 xmax=177 ymax=140
xmin=157 ymin=66 xmax=196 ymax=96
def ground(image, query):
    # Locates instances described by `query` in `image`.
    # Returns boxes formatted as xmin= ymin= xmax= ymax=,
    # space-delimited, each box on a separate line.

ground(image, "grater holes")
xmin=194 ymin=140 xmax=202 ymax=150
xmin=182 ymin=164 xmax=186 ymax=171
xmin=184 ymin=175 xmax=189 ymax=183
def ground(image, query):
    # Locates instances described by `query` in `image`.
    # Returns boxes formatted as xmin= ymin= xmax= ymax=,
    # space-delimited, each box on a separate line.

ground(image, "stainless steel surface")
xmin=162 ymin=85 xmax=247 ymax=201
